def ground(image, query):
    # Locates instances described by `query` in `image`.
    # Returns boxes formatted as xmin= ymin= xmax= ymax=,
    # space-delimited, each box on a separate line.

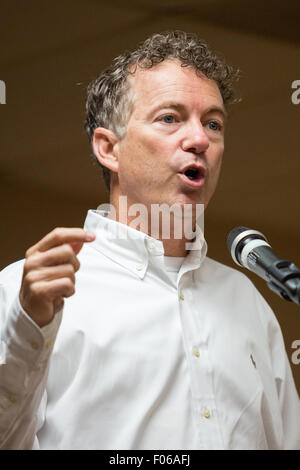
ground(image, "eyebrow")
xmin=148 ymin=102 xmax=228 ymax=121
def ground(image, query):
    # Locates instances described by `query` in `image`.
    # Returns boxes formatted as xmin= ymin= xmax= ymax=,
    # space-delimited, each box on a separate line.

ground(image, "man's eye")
xmin=160 ymin=115 xmax=177 ymax=124
xmin=207 ymin=120 xmax=222 ymax=131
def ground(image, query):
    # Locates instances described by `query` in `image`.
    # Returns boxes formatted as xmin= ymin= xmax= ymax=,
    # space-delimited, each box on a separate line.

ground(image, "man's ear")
xmin=92 ymin=127 xmax=119 ymax=173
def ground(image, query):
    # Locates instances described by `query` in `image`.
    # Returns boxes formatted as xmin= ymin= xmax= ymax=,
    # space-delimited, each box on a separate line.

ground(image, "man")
xmin=0 ymin=31 xmax=299 ymax=450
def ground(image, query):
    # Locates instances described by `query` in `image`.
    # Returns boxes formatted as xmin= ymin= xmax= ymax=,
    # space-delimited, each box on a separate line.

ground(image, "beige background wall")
xmin=1 ymin=0 xmax=299 ymax=394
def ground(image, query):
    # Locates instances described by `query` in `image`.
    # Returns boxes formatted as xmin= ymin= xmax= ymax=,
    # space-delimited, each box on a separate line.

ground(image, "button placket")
xmin=177 ymin=279 xmax=223 ymax=448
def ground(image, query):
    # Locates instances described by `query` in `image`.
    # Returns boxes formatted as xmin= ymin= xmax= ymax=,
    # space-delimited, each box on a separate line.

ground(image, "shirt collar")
xmin=83 ymin=209 xmax=207 ymax=279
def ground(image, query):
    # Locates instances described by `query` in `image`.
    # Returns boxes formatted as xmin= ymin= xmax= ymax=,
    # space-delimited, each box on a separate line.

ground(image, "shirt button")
xmin=202 ymin=408 xmax=211 ymax=419
xmin=193 ymin=347 xmax=200 ymax=358
xmin=30 ymin=341 xmax=39 ymax=350
xmin=148 ymin=243 xmax=156 ymax=252
xmin=8 ymin=394 xmax=17 ymax=404
xmin=45 ymin=339 xmax=55 ymax=349
xmin=179 ymin=293 xmax=185 ymax=301
xmin=136 ymin=264 xmax=143 ymax=271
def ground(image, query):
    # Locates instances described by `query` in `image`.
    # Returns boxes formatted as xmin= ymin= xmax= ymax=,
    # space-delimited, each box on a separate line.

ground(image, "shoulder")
xmin=202 ymin=255 xmax=265 ymax=297
xmin=203 ymin=257 xmax=280 ymax=330
xmin=199 ymin=256 xmax=277 ymax=325
xmin=201 ymin=255 xmax=254 ymax=287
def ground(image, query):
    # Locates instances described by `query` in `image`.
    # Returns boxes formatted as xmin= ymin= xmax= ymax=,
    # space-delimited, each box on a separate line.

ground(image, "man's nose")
xmin=181 ymin=121 xmax=209 ymax=154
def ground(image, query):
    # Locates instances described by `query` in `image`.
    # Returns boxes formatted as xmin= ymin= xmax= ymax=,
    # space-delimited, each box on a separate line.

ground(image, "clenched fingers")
xmin=27 ymin=278 xmax=76 ymax=302
xmin=24 ymin=244 xmax=81 ymax=274
xmin=24 ymin=264 xmax=76 ymax=285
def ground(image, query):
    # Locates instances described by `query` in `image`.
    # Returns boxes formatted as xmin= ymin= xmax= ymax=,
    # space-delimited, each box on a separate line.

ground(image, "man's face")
xmin=113 ymin=59 xmax=226 ymax=211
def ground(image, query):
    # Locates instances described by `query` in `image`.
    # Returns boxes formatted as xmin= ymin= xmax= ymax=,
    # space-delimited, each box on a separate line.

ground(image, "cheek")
xmin=208 ymin=147 xmax=223 ymax=186
xmin=117 ymin=136 xmax=141 ymax=174
xmin=120 ymin=131 xmax=170 ymax=177
xmin=209 ymin=144 xmax=222 ymax=164
xmin=214 ymin=153 xmax=223 ymax=178
xmin=117 ymin=141 xmax=156 ymax=190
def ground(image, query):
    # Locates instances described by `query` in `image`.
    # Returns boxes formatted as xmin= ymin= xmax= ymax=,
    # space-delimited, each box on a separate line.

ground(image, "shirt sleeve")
xmin=254 ymin=286 xmax=300 ymax=449
xmin=279 ymin=351 xmax=300 ymax=449
xmin=0 ymin=287 xmax=62 ymax=449
xmin=269 ymin=319 xmax=300 ymax=449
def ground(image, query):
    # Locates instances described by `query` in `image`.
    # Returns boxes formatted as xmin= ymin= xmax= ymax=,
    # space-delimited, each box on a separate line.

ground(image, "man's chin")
xmin=167 ymin=192 xmax=205 ymax=210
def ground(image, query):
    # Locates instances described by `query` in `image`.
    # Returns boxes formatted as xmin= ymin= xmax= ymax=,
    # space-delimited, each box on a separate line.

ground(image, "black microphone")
xmin=227 ymin=226 xmax=300 ymax=305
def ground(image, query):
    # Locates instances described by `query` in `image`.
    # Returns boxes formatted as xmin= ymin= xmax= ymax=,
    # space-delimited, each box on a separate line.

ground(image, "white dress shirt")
xmin=0 ymin=209 xmax=299 ymax=450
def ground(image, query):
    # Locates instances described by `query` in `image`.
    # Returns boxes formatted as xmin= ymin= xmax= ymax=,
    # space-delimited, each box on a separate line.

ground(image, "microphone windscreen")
xmin=226 ymin=226 xmax=250 ymax=252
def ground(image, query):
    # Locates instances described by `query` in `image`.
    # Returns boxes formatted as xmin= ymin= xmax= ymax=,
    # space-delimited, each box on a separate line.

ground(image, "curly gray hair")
xmin=85 ymin=30 xmax=240 ymax=190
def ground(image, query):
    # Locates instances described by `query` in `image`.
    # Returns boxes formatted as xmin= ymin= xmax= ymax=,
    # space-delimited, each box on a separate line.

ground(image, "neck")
xmin=162 ymin=239 xmax=187 ymax=257
xmin=108 ymin=193 xmax=198 ymax=257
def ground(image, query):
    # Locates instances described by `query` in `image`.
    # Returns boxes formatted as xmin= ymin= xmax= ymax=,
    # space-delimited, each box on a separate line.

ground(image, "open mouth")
xmin=184 ymin=167 xmax=201 ymax=180
xmin=179 ymin=165 xmax=205 ymax=188
xmin=178 ymin=165 xmax=205 ymax=188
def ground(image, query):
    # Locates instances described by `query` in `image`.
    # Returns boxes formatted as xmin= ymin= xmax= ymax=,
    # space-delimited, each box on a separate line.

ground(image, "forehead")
xmin=128 ymin=59 xmax=224 ymax=111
